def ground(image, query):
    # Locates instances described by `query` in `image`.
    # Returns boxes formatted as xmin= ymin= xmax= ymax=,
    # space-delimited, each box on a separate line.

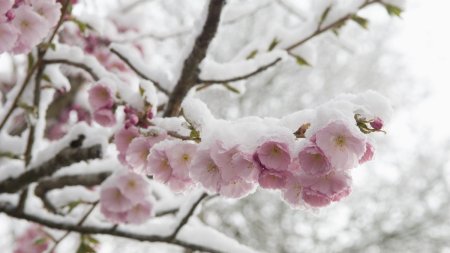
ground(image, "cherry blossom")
xmin=314 ymin=120 xmax=367 ymax=170
xmin=14 ymin=225 xmax=50 ymax=253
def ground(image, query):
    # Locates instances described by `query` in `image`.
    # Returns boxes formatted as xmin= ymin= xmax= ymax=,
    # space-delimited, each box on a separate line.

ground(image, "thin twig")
xmin=43 ymin=59 xmax=100 ymax=81
xmin=285 ymin=0 xmax=381 ymax=52
xmin=168 ymin=193 xmax=208 ymax=241
xmin=198 ymin=57 xmax=282 ymax=87
xmin=49 ymin=201 xmax=99 ymax=252
xmin=110 ymin=48 xmax=170 ymax=95
xmin=0 ymin=145 xmax=102 ymax=194
xmin=0 ymin=201 xmax=224 ymax=253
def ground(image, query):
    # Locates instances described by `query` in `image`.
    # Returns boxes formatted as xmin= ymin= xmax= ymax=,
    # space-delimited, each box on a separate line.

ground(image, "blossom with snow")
xmin=100 ymin=171 xmax=154 ymax=224
xmin=314 ymin=120 xmax=367 ymax=170
xmin=147 ymin=140 xmax=197 ymax=192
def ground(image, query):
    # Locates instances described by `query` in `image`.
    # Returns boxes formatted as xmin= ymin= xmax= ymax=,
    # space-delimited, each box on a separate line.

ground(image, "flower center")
xmin=334 ymin=135 xmax=346 ymax=148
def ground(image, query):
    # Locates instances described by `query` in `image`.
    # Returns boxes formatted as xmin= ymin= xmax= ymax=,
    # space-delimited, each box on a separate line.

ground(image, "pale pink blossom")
xmin=88 ymin=84 xmax=114 ymax=111
xmin=126 ymin=201 xmax=153 ymax=224
xmin=116 ymin=172 xmax=149 ymax=203
xmin=31 ymin=0 xmax=61 ymax=28
xmin=166 ymin=141 xmax=197 ymax=180
xmin=257 ymin=169 xmax=290 ymax=189
xmin=100 ymin=186 xmax=133 ymax=212
xmin=300 ymin=172 xmax=352 ymax=207
xmin=190 ymin=149 xmax=221 ymax=192
xmin=147 ymin=145 xmax=173 ymax=183
xmin=0 ymin=1 xmax=13 ymax=15
xmin=298 ymin=144 xmax=332 ymax=176
xmin=0 ymin=23 xmax=18 ymax=53
xmin=359 ymin=142 xmax=375 ymax=164
xmin=255 ymin=140 xmax=291 ymax=171
xmin=100 ymin=171 xmax=153 ymax=224
xmin=281 ymin=175 xmax=304 ymax=207
xmin=14 ymin=225 xmax=49 ymax=253
xmin=126 ymin=130 xmax=167 ymax=173
xmin=114 ymin=126 xmax=139 ymax=164
xmin=219 ymin=178 xmax=255 ymax=198
xmin=315 ymin=120 xmax=366 ymax=170
xmin=11 ymin=5 xmax=49 ymax=54
xmin=126 ymin=136 xmax=153 ymax=173
xmin=93 ymin=107 xmax=116 ymax=127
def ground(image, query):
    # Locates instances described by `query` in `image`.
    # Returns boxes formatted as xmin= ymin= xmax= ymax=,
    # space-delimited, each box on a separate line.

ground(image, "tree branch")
xmin=34 ymin=172 xmax=111 ymax=214
xmin=163 ymin=0 xmax=226 ymax=117
xmin=0 ymin=201 xmax=224 ymax=253
xmin=110 ymin=48 xmax=170 ymax=95
xmin=197 ymin=57 xmax=282 ymax=87
xmin=0 ymin=145 xmax=102 ymax=194
xmin=285 ymin=0 xmax=381 ymax=52
xmin=43 ymin=59 xmax=100 ymax=81
xmin=168 ymin=192 xmax=208 ymax=241
xmin=0 ymin=0 xmax=71 ymax=132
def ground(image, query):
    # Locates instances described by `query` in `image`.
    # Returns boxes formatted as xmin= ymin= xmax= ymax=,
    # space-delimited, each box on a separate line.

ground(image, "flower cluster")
xmin=100 ymin=171 xmax=154 ymax=224
xmin=0 ymin=0 xmax=61 ymax=54
xmin=14 ymin=225 xmax=50 ymax=253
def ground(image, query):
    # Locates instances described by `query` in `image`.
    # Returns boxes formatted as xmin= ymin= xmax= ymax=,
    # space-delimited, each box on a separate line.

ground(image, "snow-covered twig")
xmin=0 ymin=145 xmax=102 ymax=194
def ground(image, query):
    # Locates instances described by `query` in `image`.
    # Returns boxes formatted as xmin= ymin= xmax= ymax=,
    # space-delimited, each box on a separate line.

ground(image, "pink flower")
xmin=301 ymin=188 xmax=331 ymax=207
xmin=298 ymin=144 xmax=332 ymax=176
xmin=370 ymin=117 xmax=384 ymax=130
xmin=190 ymin=149 xmax=221 ymax=192
xmin=219 ymin=178 xmax=255 ymax=198
xmin=11 ymin=5 xmax=49 ymax=54
xmin=126 ymin=201 xmax=153 ymax=224
xmin=126 ymin=129 xmax=166 ymax=173
xmin=255 ymin=140 xmax=291 ymax=171
xmin=281 ymin=175 xmax=304 ymax=207
xmin=300 ymin=171 xmax=352 ymax=207
xmin=100 ymin=171 xmax=153 ymax=224
xmin=359 ymin=142 xmax=374 ymax=164
xmin=100 ymin=187 xmax=133 ymax=212
xmin=14 ymin=225 xmax=49 ymax=253
xmin=0 ymin=23 xmax=18 ymax=54
xmin=93 ymin=107 xmax=116 ymax=127
xmin=88 ymin=84 xmax=114 ymax=111
xmin=315 ymin=120 xmax=366 ymax=170
xmin=116 ymin=172 xmax=149 ymax=203
xmin=126 ymin=136 xmax=153 ymax=173
xmin=0 ymin=1 xmax=13 ymax=15
xmin=257 ymin=169 xmax=290 ymax=189
xmin=31 ymin=0 xmax=61 ymax=28
xmin=166 ymin=141 xmax=197 ymax=180
xmin=147 ymin=145 xmax=173 ymax=183
xmin=114 ymin=126 xmax=139 ymax=164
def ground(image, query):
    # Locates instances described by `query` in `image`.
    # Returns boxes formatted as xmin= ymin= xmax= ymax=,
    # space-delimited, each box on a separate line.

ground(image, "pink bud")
xmin=370 ymin=117 xmax=384 ymax=130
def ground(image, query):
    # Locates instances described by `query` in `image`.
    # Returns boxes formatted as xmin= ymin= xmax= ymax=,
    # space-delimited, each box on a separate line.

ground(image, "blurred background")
xmin=1 ymin=0 xmax=450 ymax=252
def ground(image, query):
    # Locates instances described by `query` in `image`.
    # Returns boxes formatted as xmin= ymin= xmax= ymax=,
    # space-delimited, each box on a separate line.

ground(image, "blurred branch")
xmin=168 ymin=192 xmax=208 ymax=240
xmin=34 ymin=172 xmax=111 ymax=214
xmin=110 ymin=48 xmax=170 ymax=95
xmin=0 ymin=200 xmax=224 ymax=253
xmin=43 ymin=59 xmax=100 ymax=81
xmin=285 ymin=0 xmax=381 ymax=52
xmin=163 ymin=0 xmax=226 ymax=117
xmin=0 ymin=145 xmax=102 ymax=194
xmin=197 ymin=58 xmax=282 ymax=90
